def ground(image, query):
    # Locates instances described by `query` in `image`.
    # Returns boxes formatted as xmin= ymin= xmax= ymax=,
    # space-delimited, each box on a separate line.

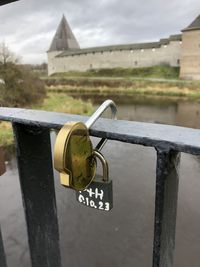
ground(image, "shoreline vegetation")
xmin=43 ymin=66 xmax=200 ymax=100
xmin=0 ymin=93 xmax=94 ymax=149
xmin=47 ymin=83 xmax=200 ymax=100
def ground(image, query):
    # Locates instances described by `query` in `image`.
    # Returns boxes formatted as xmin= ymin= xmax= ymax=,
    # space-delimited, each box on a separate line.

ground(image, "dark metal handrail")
xmin=0 ymin=107 xmax=199 ymax=154
xmin=0 ymin=107 xmax=199 ymax=267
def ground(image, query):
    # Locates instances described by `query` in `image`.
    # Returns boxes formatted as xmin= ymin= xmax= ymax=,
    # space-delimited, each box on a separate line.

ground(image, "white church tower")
xmin=47 ymin=15 xmax=80 ymax=75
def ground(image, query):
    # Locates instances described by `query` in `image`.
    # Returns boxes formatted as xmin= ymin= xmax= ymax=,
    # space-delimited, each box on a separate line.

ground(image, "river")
xmin=0 ymin=94 xmax=200 ymax=267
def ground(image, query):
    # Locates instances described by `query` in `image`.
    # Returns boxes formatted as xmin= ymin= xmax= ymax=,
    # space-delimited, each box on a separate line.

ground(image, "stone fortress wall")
xmin=47 ymin=15 xmax=200 ymax=80
xmin=48 ymin=36 xmax=182 ymax=75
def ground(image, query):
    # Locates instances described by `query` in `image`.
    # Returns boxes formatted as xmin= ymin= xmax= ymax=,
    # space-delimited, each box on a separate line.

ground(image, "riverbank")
xmin=0 ymin=93 xmax=93 ymax=148
xmin=47 ymin=84 xmax=200 ymax=100
xmin=43 ymin=65 xmax=200 ymax=100
xmin=46 ymin=80 xmax=200 ymax=100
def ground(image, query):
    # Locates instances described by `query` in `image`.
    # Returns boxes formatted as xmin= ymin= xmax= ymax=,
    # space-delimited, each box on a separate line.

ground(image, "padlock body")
xmin=76 ymin=175 xmax=113 ymax=211
xmin=54 ymin=122 xmax=96 ymax=190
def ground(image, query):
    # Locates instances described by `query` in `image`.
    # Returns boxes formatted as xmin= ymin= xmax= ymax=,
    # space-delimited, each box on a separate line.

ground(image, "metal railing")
xmin=0 ymin=107 xmax=199 ymax=267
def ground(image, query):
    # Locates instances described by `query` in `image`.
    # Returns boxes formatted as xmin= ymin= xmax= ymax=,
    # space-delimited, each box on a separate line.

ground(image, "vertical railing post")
xmin=12 ymin=123 xmax=61 ymax=267
xmin=153 ymin=149 xmax=180 ymax=267
xmin=0 ymin=226 xmax=7 ymax=267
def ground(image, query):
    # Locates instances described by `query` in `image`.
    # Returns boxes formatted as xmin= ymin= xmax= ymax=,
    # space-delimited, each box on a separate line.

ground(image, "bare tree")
xmin=0 ymin=44 xmax=46 ymax=107
xmin=0 ymin=42 xmax=18 ymax=66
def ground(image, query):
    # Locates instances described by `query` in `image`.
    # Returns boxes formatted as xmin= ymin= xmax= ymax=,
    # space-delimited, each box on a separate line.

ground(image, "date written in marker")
xmin=76 ymin=183 xmax=113 ymax=211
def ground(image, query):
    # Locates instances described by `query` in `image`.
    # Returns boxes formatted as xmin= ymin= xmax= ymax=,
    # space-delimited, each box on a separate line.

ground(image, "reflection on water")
xmin=0 ymin=94 xmax=200 ymax=267
xmin=69 ymin=93 xmax=200 ymax=128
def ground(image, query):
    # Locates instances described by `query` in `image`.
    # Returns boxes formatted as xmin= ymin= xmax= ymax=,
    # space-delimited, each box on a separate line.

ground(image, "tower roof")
xmin=182 ymin=14 xmax=200 ymax=32
xmin=0 ymin=0 xmax=18 ymax=5
xmin=49 ymin=15 xmax=80 ymax=52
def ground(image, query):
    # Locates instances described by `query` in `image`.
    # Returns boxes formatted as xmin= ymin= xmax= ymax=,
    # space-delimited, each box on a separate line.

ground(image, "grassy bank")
xmin=34 ymin=93 xmax=93 ymax=114
xmin=44 ymin=76 xmax=200 ymax=91
xmin=47 ymin=66 xmax=180 ymax=79
xmin=47 ymin=82 xmax=200 ymax=100
xmin=0 ymin=93 xmax=94 ymax=148
xmin=44 ymin=65 xmax=200 ymax=100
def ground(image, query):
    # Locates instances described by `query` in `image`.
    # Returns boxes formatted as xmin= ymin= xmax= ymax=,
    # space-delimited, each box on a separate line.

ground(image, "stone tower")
xmin=47 ymin=15 xmax=80 ymax=75
xmin=180 ymin=15 xmax=200 ymax=79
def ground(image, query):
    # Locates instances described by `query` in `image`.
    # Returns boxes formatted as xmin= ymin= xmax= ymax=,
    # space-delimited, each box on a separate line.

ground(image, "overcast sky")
xmin=0 ymin=0 xmax=200 ymax=64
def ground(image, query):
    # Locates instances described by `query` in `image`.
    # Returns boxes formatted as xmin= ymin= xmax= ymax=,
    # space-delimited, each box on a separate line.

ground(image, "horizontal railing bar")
xmin=0 ymin=107 xmax=200 ymax=155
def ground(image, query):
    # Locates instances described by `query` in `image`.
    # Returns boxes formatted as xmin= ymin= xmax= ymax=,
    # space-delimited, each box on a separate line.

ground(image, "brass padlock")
xmin=0 ymin=147 xmax=6 ymax=176
xmin=76 ymin=150 xmax=113 ymax=211
xmin=54 ymin=121 xmax=96 ymax=190
xmin=54 ymin=100 xmax=117 ymax=191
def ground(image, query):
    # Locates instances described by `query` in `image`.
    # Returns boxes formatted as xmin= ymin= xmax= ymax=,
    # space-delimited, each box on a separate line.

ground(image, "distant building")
xmin=180 ymin=15 xmax=200 ymax=80
xmin=47 ymin=14 xmax=200 ymax=80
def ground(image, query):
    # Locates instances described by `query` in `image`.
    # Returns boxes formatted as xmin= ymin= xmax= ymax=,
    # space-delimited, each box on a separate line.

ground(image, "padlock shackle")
xmin=93 ymin=150 xmax=109 ymax=182
xmin=85 ymin=100 xmax=117 ymax=129
xmin=85 ymin=100 xmax=117 ymax=151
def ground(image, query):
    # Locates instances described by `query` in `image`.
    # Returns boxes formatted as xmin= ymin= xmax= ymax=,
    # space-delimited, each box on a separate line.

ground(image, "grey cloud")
xmin=0 ymin=0 xmax=199 ymax=63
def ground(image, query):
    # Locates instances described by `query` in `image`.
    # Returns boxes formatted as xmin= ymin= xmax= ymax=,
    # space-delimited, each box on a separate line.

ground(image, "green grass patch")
xmin=89 ymin=66 xmax=180 ymax=79
xmin=48 ymin=66 xmax=180 ymax=80
xmin=0 ymin=122 xmax=14 ymax=148
xmin=0 ymin=93 xmax=94 ymax=148
xmin=34 ymin=93 xmax=94 ymax=115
